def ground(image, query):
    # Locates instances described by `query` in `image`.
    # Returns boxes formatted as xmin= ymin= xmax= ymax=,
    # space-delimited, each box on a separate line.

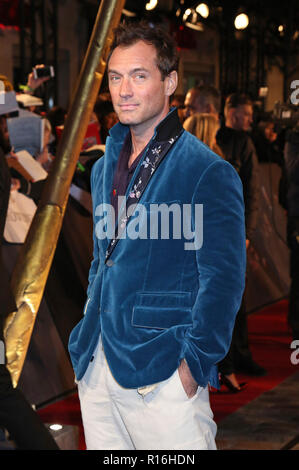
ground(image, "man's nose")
xmin=119 ymin=77 xmax=133 ymax=97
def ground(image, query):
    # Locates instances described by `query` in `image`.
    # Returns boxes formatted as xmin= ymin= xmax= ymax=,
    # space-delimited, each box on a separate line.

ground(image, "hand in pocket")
xmin=178 ymin=359 xmax=198 ymax=399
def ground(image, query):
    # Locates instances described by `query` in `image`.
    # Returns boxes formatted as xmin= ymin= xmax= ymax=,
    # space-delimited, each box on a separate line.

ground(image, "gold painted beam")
xmin=4 ymin=0 xmax=126 ymax=387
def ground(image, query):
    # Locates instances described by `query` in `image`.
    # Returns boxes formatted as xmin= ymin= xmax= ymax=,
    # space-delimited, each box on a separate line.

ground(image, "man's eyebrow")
xmin=107 ymin=69 xmax=121 ymax=75
xmin=130 ymin=67 xmax=149 ymax=73
xmin=108 ymin=67 xmax=149 ymax=75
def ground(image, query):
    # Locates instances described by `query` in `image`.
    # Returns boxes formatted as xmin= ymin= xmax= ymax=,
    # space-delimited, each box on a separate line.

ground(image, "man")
xmin=224 ymin=92 xmax=253 ymax=132
xmin=218 ymin=93 xmax=266 ymax=383
xmin=219 ymin=93 xmax=259 ymax=252
xmin=69 ymin=22 xmax=246 ymax=450
xmin=0 ymin=80 xmax=58 ymax=448
xmin=184 ymin=86 xmax=265 ymax=388
xmin=184 ymin=85 xmax=219 ymax=120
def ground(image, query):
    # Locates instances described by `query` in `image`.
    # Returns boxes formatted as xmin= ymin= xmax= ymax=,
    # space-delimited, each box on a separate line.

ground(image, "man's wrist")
xmin=19 ymin=84 xmax=34 ymax=94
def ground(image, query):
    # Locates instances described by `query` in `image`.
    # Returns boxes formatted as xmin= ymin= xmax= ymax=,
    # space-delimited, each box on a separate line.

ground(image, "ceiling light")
xmin=50 ymin=424 xmax=63 ymax=431
xmin=145 ymin=0 xmax=158 ymax=10
xmin=234 ymin=13 xmax=249 ymax=30
xmin=196 ymin=3 xmax=209 ymax=18
xmin=192 ymin=11 xmax=198 ymax=23
xmin=183 ymin=8 xmax=192 ymax=22
xmin=185 ymin=21 xmax=204 ymax=32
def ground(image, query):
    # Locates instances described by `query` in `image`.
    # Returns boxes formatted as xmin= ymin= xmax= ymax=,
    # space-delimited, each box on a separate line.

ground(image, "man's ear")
xmin=230 ymin=109 xmax=238 ymax=127
xmin=165 ymin=70 xmax=178 ymax=97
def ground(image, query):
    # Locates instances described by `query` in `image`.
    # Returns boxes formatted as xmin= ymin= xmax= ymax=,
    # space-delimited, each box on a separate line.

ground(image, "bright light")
xmin=293 ymin=30 xmax=299 ymax=40
xmin=185 ymin=22 xmax=204 ymax=32
xmin=183 ymin=8 xmax=192 ymax=21
xmin=192 ymin=11 xmax=198 ymax=23
xmin=122 ymin=9 xmax=137 ymax=17
xmin=196 ymin=3 xmax=209 ymax=18
xmin=50 ymin=424 xmax=63 ymax=431
xmin=145 ymin=0 xmax=158 ymax=11
xmin=234 ymin=13 xmax=249 ymax=30
xmin=278 ymin=25 xmax=284 ymax=32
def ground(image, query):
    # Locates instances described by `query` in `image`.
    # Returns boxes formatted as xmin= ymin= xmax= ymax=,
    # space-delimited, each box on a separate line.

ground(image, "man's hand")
xmin=7 ymin=150 xmax=18 ymax=160
xmin=178 ymin=359 xmax=198 ymax=398
xmin=26 ymin=65 xmax=50 ymax=92
xmin=11 ymin=178 xmax=21 ymax=192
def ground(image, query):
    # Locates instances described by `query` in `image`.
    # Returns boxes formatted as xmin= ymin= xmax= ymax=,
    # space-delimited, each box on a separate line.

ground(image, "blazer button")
xmin=106 ymin=259 xmax=114 ymax=267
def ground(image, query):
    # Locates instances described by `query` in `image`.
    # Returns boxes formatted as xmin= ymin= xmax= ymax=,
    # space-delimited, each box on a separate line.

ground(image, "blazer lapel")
xmin=104 ymin=108 xmax=184 ymax=263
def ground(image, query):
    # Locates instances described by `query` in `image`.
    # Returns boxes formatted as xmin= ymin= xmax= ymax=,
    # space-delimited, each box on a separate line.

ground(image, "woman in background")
xmin=183 ymin=112 xmax=247 ymax=394
xmin=183 ymin=113 xmax=224 ymax=158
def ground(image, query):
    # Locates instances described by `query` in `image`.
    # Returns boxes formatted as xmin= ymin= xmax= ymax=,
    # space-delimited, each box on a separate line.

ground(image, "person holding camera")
xmin=0 ymin=146 xmax=59 ymax=450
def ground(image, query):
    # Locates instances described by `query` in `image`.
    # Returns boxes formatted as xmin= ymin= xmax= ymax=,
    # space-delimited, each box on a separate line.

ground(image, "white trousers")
xmin=78 ymin=338 xmax=217 ymax=450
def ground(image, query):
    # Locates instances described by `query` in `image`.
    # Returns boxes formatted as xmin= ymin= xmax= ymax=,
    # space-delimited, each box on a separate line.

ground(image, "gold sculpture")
xmin=4 ymin=0 xmax=126 ymax=387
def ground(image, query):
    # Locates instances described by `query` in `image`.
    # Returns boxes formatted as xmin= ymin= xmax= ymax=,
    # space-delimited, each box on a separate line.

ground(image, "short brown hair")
xmin=108 ymin=21 xmax=179 ymax=80
xmin=190 ymin=85 xmax=221 ymax=114
xmin=225 ymin=93 xmax=252 ymax=110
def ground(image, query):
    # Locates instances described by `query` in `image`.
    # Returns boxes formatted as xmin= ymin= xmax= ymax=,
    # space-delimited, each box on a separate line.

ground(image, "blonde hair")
xmin=0 ymin=74 xmax=13 ymax=92
xmin=183 ymin=113 xmax=224 ymax=158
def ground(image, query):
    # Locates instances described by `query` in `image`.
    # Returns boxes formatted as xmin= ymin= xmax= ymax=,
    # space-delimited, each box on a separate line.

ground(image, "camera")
xmin=33 ymin=66 xmax=55 ymax=80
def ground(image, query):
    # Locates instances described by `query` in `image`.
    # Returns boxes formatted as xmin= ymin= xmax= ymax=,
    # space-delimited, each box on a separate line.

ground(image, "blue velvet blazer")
xmin=68 ymin=109 xmax=246 ymax=390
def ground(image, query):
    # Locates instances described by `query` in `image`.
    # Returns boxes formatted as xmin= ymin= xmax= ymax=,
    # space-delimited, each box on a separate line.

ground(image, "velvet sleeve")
xmin=86 ymin=159 xmax=102 ymax=300
xmin=182 ymin=159 xmax=246 ymax=386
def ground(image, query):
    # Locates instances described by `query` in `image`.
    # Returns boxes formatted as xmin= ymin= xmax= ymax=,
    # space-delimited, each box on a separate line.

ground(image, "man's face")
xmin=184 ymin=90 xmax=202 ymax=118
xmin=231 ymin=104 xmax=253 ymax=131
xmin=264 ymin=123 xmax=277 ymax=142
xmin=108 ymin=41 xmax=176 ymax=134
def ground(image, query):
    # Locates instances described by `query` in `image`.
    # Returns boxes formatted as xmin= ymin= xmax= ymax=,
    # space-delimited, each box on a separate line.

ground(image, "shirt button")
xmin=106 ymin=259 xmax=114 ymax=267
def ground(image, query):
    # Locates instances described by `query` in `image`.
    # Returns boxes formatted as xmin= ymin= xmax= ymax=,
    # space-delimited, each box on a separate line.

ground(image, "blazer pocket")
xmin=132 ymin=292 xmax=192 ymax=330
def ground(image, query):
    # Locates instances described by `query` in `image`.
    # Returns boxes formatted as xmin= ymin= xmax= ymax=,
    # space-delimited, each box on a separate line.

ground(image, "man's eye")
xmin=110 ymin=75 xmax=120 ymax=82
xmin=134 ymin=74 xmax=146 ymax=80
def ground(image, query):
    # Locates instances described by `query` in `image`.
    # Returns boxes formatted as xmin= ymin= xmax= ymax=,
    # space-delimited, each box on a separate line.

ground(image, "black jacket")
xmin=284 ymin=126 xmax=299 ymax=218
xmin=217 ymin=126 xmax=259 ymax=241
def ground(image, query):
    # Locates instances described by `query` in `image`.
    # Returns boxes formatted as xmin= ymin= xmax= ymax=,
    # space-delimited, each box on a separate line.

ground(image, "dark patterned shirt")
xmin=110 ymin=132 xmax=145 ymax=220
